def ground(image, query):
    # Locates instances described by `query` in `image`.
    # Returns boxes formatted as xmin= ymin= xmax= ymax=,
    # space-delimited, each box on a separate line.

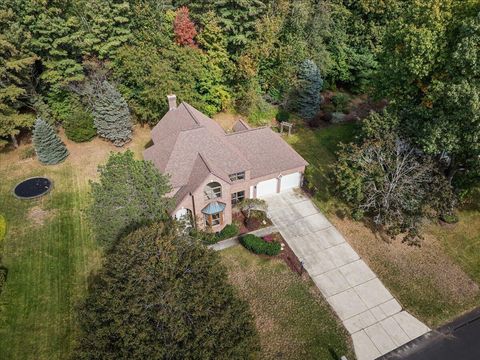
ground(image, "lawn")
xmin=220 ymin=246 xmax=354 ymax=360
xmin=286 ymin=122 xmax=358 ymax=214
xmin=0 ymin=127 xmax=150 ymax=359
xmin=286 ymin=122 xmax=480 ymax=328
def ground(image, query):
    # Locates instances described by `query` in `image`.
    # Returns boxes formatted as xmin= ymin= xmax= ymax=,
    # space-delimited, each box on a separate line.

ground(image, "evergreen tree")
xmin=76 ymin=221 xmax=259 ymax=359
xmin=75 ymin=0 xmax=132 ymax=59
xmin=296 ymin=59 xmax=323 ymax=121
xmin=90 ymin=79 xmax=132 ymax=147
xmin=89 ymin=150 xmax=172 ymax=248
xmin=0 ymin=8 xmax=37 ymax=148
xmin=32 ymin=118 xmax=69 ymax=165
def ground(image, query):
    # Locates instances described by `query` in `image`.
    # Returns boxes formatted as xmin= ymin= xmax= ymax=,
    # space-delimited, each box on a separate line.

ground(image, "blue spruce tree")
xmin=92 ymin=80 xmax=132 ymax=147
xmin=297 ymin=60 xmax=323 ymax=121
xmin=32 ymin=118 xmax=69 ymax=165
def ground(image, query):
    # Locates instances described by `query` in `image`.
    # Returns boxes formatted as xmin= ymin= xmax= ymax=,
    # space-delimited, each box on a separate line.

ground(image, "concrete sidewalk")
xmin=264 ymin=190 xmax=429 ymax=360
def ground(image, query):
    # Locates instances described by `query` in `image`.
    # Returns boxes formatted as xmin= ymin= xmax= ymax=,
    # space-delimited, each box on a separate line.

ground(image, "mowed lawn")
xmin=0 ymin=127 xmax=150 ymax=359
xmin=287 ymin=122 xmax=480 ymax=327
xmin=220 ymin=246 xmax=354 ymax=360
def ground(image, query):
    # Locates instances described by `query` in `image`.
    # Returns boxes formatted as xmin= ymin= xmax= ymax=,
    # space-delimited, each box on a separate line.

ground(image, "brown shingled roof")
xmin=226 ymin=127 xmax=308 ymax=178
xmin=144 ymin=102 xmax=308 ymax=197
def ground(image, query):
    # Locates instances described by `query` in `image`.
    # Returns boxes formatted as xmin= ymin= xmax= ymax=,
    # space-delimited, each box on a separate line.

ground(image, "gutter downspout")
xmin=190 ymin=192 xmax=197 ymax=229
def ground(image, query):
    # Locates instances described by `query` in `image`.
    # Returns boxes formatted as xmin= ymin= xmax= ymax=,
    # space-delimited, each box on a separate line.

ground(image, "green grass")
xmin=220 ymin=246 xmax=354 ymax=360
xmin=432 ymin=188 xmax=480 ymax=284
xmin=287 ymin=122 xmax=359 ymax=213
xmin=0 ymin=164 xmax=101 ymax=359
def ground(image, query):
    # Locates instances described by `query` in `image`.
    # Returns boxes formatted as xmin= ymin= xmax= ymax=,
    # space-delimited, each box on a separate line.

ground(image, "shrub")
xmin=217 ymin=223 xmax=239 ymax=240
xmin=262 ymin=234 xmax=275 ymax=243
xmin=19 ymin=146 xmax=36 ymax=160
xmin=331 ymin=112 xmax=347 ymax=123
xmin=64 ymin=106 xmax=96 ymax=142
xmin=332 ymin=93 xmax=350 ymax=113
xmin=441 ymin=213 xmax=459 ymax=224
xmin=248 ymin=99 xmax=277 ymax=126
xmin=275 ymin=109 xmax=290 ymax=123
xmin=240 ymin=234 xmax=281 ymax=256
xmin=240 ymin=199 xmax=268 ymax=219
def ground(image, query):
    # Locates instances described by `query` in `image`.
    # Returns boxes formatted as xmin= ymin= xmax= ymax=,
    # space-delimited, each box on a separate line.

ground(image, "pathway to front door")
xmin=263 ymin=190 xmax=430 ymax=360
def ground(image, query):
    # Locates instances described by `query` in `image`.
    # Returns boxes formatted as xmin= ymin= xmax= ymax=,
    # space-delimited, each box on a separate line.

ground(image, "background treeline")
xmin=1 ymin=0 xmax=393 ymax=141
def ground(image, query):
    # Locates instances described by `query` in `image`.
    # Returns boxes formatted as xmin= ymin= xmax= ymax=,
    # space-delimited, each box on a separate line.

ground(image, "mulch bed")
xmin=255 ymin=231 xmax=305 ymax=275
xmin=232 ymin=211 xmax=273 ymax=235
xmin=277 ymin=234 xmax=305 ymax=275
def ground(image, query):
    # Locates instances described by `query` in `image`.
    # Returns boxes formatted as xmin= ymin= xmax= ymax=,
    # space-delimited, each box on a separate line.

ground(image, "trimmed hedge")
xmin=240 ymin=234 xmax=281 ymax=256
xmin=217 ymin=223 xmax=239 ymax=241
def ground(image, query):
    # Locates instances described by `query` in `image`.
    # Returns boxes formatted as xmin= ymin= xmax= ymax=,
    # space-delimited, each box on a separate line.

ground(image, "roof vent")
xmin=167 ymin=94 xmax=177 ymax=111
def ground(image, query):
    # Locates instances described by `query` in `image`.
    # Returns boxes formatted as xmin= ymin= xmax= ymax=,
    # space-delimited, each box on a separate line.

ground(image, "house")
xmin=144 ymin=95 xmax=308 ymax=231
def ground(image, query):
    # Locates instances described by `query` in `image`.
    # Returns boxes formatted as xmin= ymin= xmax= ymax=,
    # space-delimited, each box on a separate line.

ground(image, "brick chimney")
xmin=167 ymin=94 xmax=177 ymax=111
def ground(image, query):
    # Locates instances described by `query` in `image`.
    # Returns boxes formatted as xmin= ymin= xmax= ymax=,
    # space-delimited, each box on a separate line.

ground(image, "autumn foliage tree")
xmin=174 ymin=6 xmax=197 ymax=46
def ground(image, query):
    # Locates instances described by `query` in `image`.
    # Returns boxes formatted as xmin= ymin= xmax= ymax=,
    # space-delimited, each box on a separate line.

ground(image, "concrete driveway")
xmin=264 ymin=190 xmax=429 ymax=360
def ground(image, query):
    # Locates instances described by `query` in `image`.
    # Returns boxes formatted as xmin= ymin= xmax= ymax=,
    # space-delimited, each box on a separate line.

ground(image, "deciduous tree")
xmin=174 ymin=6 xmax=197 ymax=46
xmin=334 ymin=111 xmax=455 ymax=244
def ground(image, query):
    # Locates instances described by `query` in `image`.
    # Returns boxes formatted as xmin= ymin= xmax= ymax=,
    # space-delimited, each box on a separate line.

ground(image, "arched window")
xmin=204 ymin=182 xmax=222 ymax=200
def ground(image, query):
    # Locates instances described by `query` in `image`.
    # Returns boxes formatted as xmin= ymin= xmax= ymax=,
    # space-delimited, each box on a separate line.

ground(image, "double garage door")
xmin=255 ymin=172 xmax=302 ymax=198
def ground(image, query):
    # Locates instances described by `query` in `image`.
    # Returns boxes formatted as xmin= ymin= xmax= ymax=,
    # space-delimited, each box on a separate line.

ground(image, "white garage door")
xmin=256 ymin=178 xmax=278 ymax=198
xmin=280 ymin=172 xmax=301 ymax=192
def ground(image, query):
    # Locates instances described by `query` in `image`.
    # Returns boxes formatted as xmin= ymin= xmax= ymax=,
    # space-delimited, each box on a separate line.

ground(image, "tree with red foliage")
xmin=174 ymin=6 xmax=197 ymax=46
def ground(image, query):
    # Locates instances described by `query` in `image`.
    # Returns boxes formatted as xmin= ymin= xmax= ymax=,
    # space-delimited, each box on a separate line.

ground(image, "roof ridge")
xmin=196 ymin=153 xmax=212 ymax=174
xmin=198 ymin=152 xmax=232 ymax=184
xmin=182 ymin=102 xmax=202 ymax=126
xmin=225 ymin=125 xmax=270 ymax=136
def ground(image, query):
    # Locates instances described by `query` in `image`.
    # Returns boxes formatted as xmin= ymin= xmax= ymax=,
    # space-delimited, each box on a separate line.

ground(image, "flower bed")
xmin=232 ymin=210 xmax=272 ymax=234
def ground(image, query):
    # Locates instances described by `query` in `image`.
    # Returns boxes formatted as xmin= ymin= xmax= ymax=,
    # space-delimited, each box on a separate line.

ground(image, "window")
xmin=229 ymin=171 xmax=245 ymax=182
xmin=231 ymin=191 xmax=245 ymax=205
xmin=204 ymin=182 xmax=222 ymax=200
xmin=205 ymin=212 xmax=222 ymax=227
